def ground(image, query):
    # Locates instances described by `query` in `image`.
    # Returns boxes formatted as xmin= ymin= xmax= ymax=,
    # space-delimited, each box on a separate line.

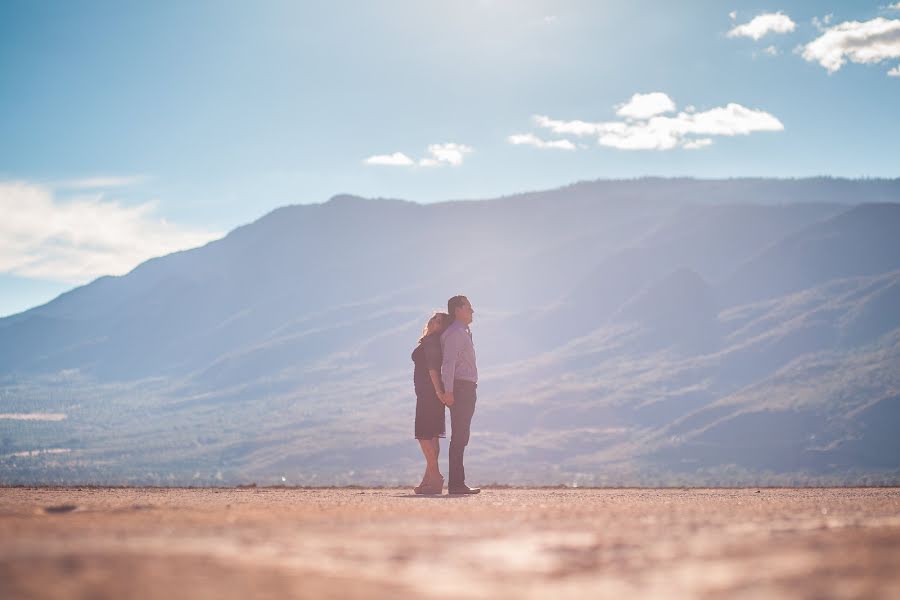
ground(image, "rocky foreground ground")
xmin=1 ymin=487 xmax=899 ymax=599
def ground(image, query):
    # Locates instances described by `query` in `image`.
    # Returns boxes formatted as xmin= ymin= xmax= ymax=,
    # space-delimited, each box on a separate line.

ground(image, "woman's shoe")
xmin=414 ymin=474 xmax=443 ymax=495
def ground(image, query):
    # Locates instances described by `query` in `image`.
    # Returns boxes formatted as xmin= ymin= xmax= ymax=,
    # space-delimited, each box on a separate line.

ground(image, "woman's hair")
xmin=419 ymin=311 xmax=450 ymax=343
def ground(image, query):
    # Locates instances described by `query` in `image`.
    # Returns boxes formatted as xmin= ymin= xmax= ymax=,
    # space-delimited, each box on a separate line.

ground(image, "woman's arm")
xmin=428 ymin=369 xmax=446 ymax=404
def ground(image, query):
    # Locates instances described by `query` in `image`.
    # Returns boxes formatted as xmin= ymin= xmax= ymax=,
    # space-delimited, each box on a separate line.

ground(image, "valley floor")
xmin=1 ymin=486 xmax=899 ymax=599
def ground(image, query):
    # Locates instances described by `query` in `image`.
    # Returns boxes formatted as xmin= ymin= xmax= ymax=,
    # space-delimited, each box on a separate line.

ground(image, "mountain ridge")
xmin=2 ymin=177 xmax=899 ymax=486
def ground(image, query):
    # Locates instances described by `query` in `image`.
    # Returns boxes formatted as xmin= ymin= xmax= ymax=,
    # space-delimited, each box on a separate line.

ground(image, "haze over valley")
xmin=2 ymin=177 xmax=899 ymax=486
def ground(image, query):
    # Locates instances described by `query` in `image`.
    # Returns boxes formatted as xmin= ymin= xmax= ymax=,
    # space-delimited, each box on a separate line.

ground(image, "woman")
xmin=411 ymin=311 xmax=450 ymax=494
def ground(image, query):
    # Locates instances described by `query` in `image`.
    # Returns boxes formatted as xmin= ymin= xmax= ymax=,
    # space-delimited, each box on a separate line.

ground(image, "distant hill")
xmin=1 ymin=177 xmax=899 ymax=486
xmin=721 ymin=203 xmax=900 ymax=304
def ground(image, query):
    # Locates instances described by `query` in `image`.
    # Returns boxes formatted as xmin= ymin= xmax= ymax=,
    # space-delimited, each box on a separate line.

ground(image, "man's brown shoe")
xmin=447 ymin=485 xmax=480 ymax=495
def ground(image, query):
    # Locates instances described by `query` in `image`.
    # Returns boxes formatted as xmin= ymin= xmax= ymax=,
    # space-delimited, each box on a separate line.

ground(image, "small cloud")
xmin=729 ymin=11 xmax=737 ymax=21
xmin=365 ymin=144 xmax=472 ymax=168
xmin=682 ymin=138 xmax=714 ymax=150
xmin=363 ymin=152 xmax=415 ymax=166
xmin=56 ymin=175 xmax=148 ymax=190
xmin=886 ymin=3 xmax=900 ymax=11
xmin=543 ymin=15 xmax=558 ymax=24
xmin=680 ymin=103 xmax=784 ymax=136
xmin=615 ymin=92 xmax=677 ymax=120
xmin=801 ymin=17 xmax=900 ymax=74
xmin=812 ymin=14 xmax=834 ymax=31
xmin=418 ymin=143 xmax=472 ymax=167
xmin=727 ymin=12 xmax=796 ymax=40
xmin=888 ymin=64 xmax=900 ymax=76
xmin=508 ymin=133 xmax=576 ymax=150
xmin=762 ymin=45 xmax=780 ymax=56
xmin=532 ymin=114 xmax=605 ymax=136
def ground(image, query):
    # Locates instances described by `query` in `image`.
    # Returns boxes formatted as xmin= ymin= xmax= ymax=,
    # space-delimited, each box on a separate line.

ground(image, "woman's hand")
xmin=428 ymin=369 xmax=448 ymax=405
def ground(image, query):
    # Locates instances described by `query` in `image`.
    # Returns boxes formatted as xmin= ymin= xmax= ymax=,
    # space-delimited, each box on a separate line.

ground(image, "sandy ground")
xmin=1 ymin=487 xmax=899 ymax=599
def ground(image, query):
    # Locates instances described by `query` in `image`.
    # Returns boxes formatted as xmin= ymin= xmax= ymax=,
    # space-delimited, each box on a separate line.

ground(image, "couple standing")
xmin=411 ymin=295 xmax=480 ymax=495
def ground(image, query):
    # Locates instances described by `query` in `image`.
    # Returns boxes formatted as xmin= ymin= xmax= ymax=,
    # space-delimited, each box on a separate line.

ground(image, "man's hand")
xmin=442 ymin=391 xmax=455 ymax=407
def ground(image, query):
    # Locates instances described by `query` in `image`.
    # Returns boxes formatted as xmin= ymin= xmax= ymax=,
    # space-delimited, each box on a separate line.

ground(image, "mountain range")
xmin=2 ymin=177 xmax=899 ymax=486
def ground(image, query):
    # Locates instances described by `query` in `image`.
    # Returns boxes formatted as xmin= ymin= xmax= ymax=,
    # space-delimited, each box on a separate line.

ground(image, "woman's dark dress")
xmin=412 ymin=333 xmax=446 ymax=439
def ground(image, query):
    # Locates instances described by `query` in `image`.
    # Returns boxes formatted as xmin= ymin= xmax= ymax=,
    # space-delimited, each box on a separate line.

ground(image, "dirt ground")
xmin=1 ymin=486 xmax=899 ymax=599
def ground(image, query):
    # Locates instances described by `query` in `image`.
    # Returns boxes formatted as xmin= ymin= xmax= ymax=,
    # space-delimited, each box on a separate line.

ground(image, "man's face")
xmin=456 ymin=297 xmax=474 ymax=325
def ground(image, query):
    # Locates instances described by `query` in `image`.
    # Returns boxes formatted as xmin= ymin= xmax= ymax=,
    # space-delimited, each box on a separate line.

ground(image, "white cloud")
xmin=615 ymin=92 xmax=676 ymax=120
xmin=887 ymin=3 xmax=900 ymax=11
xmin=801 ymin=18 xmax=900 ymax=73
xmin=56 ymin=175 xmax=148 ymax=190
xmin=532 ymin=96 xmax=783 ymax=151
xmin=597 ymin=120 xmax=680 ymax=150
xmin=364 ymin=144 xmax=472 ymax=168
xmin=508 ymin=133 xmax=576 ymax=150
xmin=0 ymin=181 xmax=222 ymax=283
xmin=419 ymin=143 xmax=472 ymax=167
xmin=889 ymin=64 xmax=900 ymax=76
xmin=683 ymin=138 xmax=714 ymax=150
xmin=363 ymin=152 xmax=414 ymax=166
xmin=728 ymin=12 xmax=796 ymax=40
xmin=679 ymin=103 xmax=784 ymax=135
xmin=729 ymin=11 xmax=737 ymax=21
xmin=532 ymin=114 xmax=605 ymax=136
xmin=762 ymin=45 xmax=780 ymax=56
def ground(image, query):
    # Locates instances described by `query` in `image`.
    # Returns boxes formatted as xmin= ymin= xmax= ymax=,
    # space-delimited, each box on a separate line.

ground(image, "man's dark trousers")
xmin=448 ymin=379 xmax=477 ymax=489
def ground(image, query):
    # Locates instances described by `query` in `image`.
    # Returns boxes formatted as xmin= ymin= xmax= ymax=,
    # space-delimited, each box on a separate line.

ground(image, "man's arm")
xmin=441 ymin=329 xmax=463 ymax=405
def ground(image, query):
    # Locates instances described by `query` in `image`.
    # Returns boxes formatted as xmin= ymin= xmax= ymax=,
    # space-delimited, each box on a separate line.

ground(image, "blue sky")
xmin=1 ymin=0 xmax=899 ymax=316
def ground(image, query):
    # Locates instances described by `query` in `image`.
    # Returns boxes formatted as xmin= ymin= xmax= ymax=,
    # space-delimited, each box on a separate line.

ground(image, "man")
xmin=440 ymin=295 xmax=480 ymax=495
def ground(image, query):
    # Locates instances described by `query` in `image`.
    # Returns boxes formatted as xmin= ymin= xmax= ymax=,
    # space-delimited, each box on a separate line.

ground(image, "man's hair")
xmin=447 ymin=295 xmax=468 ymax=321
